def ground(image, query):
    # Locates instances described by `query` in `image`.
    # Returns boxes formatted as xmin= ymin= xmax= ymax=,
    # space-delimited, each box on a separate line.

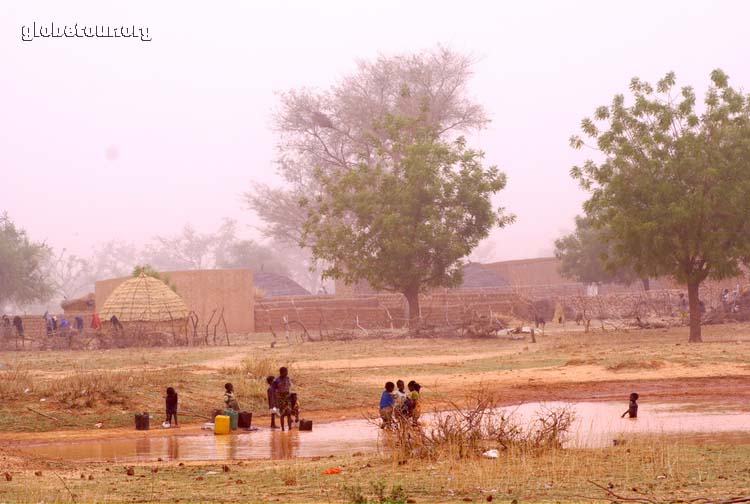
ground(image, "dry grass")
xmin=607 ymin=359 xmax=666 ymax=372
xmin=2 ymin=435 xmax=750 ymax=503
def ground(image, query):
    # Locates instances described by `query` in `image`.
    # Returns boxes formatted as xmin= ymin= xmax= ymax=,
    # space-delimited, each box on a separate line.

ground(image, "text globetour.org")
xmin=21 ymin=23 xmax=151 ymax=42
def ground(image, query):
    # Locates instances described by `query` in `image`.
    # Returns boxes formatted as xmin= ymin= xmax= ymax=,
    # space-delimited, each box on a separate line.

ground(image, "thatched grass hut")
xmin=99 ymin=273 xmax=189 ymax=346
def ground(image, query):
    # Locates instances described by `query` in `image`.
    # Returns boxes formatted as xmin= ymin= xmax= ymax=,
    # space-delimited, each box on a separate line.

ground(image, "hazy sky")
xmin=2 ymin=1 xmax=749 ymax=262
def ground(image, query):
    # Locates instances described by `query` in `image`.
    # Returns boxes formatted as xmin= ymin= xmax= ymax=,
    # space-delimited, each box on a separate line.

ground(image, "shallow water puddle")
xmin=17 ymin=401 xmax=750 ymax=462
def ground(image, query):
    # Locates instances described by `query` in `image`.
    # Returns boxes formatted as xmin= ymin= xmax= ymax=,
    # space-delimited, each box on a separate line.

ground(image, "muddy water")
xmin=17 ymin=401 xmax=750 ymax=462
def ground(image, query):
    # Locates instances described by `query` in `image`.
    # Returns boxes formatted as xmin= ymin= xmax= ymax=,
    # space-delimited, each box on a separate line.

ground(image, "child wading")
xmin=379 ymin=382 xmax=395 ymax=428
xmin=224 ymin=382 xmax=240 ymax=410
xmin=621 ymin=392 xmax=639 ymax=419
xmin=165 ymin=387 xmax=178 ymax=427
xmin=274 ymin=367 xmax=293 ymax=431
xmin=266 ymin=375 xmax=279 ymax=429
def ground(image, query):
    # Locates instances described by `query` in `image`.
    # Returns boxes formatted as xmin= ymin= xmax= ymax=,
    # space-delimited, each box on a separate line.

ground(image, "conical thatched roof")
xmin=99 ymin=274 xmax=189 ymax=322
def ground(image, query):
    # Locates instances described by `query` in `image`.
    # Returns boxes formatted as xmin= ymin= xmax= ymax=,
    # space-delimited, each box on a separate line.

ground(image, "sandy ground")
xmin=4 ymin=325 xmax=750 ymax=448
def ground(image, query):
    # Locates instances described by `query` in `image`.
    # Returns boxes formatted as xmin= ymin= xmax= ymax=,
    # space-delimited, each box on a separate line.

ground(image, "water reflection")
xmin=17 ymin=402 xmax=750 ymax=463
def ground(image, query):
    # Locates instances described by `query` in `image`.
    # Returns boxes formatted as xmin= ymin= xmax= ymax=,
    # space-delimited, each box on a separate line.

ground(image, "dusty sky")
xmin=2 ymin=1 xmax=748 ymax=262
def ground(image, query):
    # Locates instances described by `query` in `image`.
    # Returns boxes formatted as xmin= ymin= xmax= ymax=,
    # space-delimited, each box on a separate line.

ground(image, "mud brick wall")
xmin=254 ymin=284 xmax=738 ymax=332
xmin=253 ymin=289 xmax=536 ymax=332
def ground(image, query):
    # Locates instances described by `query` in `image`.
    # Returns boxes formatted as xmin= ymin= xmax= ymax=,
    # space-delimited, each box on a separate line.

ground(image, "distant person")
xmin=90 ymin=312 xmax=101 ymax=330
xmin=51 ymin=315 xmax=58 ymax=331
xmin=74 ymin=315 xmax=84 ymax=332
xmin=110 ymin=315 xmax=123 ymax=332
xmin=379 ymin=381 xmax=395 ymax=429
xmin=165 ymin=387 xmax=178 ymax=427
xmin=273 ymin=367 xmax=292 ymax=430
xmin=223 ymin=382 xmax=240 ymax=411
xmin=59 ymin=316 xmax=69 ymax=331
xmin=621 ymin=392 xmax=639 ymax=419
xmin=266 ymin=375 xmax=279 ymax=429
xmin=677 ymin=293 xmax=688 ymax=322
xmin=12 ymin=316 xmax=24 ymax=338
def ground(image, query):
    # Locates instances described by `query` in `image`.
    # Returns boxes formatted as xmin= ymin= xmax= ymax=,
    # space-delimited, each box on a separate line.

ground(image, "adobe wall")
xmin=253 ymin=282 xmax=748 ymax=332
xmin=254 ymin=289 xmax=539 ymax=332
xmin=96 ymin=269 xmax=254 ymax=333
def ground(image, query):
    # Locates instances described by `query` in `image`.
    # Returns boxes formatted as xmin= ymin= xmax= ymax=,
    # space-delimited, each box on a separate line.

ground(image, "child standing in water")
xmin=273 ymin=367 xmax=292 ymax=431
xmin=224 ymin=382 xmax=240 ymax=410
xmin=165 ymin=387 xmax=178 ymax=427
xmin=621 ymin=392 xmax=639 ymax=418
xmin=266 ymin=376 xmax=278 ymax=429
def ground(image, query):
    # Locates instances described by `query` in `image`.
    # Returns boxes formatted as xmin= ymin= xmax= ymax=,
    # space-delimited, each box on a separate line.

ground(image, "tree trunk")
xmin=404 ymin=286 xmax=421 ymax=331
xmin=687 ymin=280 xmax=702 ymax=343
xmin=641 ymin=277 xmax=650 ymax=291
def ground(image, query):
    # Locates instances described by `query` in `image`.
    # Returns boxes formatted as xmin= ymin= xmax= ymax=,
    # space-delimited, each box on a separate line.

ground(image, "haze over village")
xmin=3 ymin=2 xmax=750 ymax=503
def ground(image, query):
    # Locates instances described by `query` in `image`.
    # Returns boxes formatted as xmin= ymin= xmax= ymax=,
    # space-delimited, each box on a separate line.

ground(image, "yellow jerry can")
xmin=214 ymin=415 xmax=231 ymax=435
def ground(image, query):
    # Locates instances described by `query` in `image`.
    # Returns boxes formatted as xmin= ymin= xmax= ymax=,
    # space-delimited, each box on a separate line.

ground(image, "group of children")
xmin=161 ymin=370 xmax=303 ymax=432
xmin=379 ymin=379 xmax=421 ymax=428
xmin=266 ymin=367 xmax=300 ymax=431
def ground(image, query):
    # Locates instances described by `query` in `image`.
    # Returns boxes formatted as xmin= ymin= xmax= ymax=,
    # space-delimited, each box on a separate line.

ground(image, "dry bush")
xmin=0 ymin=365 xmax=33 ymax=400
xmin=40 ymin=370 xmax=150 ymax=408
xmin=241 ymin=355 xmax=278 ymax=379
xmin=607 ymin=359 xmax=665 ymax=372
xmin=382 ymin=391 xmax=575 ymax=462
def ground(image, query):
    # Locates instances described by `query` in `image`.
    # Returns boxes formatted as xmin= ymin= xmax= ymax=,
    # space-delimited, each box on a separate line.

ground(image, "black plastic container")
xmin=238 ymin=411 xmax=252 ymax=429
xmin=134 ymin=412 xmax=150 ymax=430
xmin=299 ymin=419 xmax=312 ymax=431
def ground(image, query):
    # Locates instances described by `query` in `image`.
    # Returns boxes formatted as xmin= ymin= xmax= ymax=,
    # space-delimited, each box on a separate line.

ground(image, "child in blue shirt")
xmin=379 ymin=382 xmax=395 ymax=429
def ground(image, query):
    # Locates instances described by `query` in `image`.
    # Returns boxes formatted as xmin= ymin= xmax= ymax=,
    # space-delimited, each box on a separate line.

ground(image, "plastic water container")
xmin=214 ymin=415 xmax=230 ymax=435
xmin=134 ymin=412 xmax=150 ymax=430
xmin=223 ymin=409 xmax=239 ymax=431
xmin=238 ymin=411 xmax=252 ymax=429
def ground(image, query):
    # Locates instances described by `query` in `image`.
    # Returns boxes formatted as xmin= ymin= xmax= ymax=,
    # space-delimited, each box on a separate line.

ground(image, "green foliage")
xmin=0 ymin=213 xmax=53 ymax=307
xmin=301 ymin=117 xmax=513 ymax=319
xmin=131 ymin=264 xmax=177 ymax=292
xmin=570 ymin=69 xmax=750 ymax=341
xmin=554 ymin=215 xmax=639 ymax=285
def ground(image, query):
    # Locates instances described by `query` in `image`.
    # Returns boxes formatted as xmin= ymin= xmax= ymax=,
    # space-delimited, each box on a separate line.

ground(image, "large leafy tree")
xmin=0 ymin=213 xmax=53 ymax=308
xmin=554 ymin=215 xmax=646 ymax=289
xmin=570 ymin=70 xmax=750 ymax=342
xmin=301 ymin=118 xmax=513 ymax=326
